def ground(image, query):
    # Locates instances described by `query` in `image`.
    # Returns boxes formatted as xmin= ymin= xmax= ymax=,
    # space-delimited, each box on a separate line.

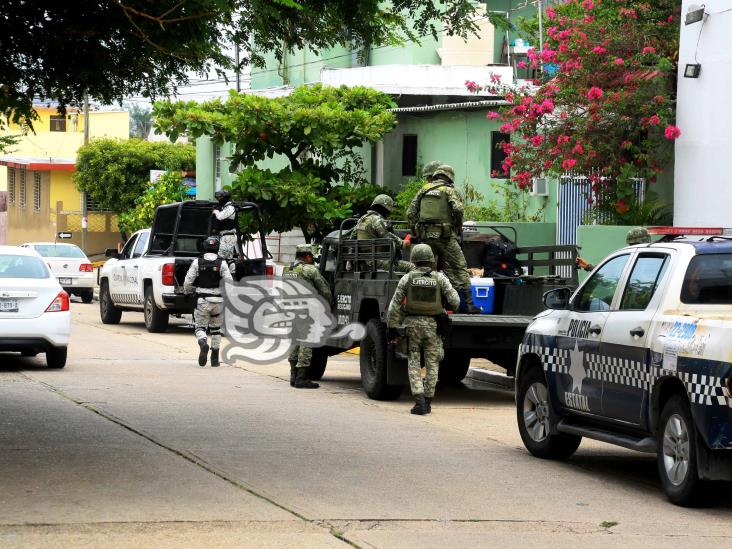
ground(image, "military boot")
xmin=197 ymin=338 xmax=209 ymax=367
xmin=210 ymin=349 xmax=220 ymax=367
xmin=289 ymin=360 xmax=298 ymax=387
xmin=424 ymin=397 xmax=432 ymax=414
xmin=294 ymin=368 xmax=319 ymax=389
xmin=459 ymin=289 xmax=482 ymax=314
xmin=411 ymin=395 xmax=428 ymax=415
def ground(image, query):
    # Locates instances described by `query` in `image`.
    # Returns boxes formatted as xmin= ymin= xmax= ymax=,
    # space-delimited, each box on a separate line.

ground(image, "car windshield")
xmin=0 ymin=255 xmax=50 ymax=279
xmin=33 ymin=244 xmax=86 ymax=258
xmin=681 ymin=253 xmax=732 ymax=304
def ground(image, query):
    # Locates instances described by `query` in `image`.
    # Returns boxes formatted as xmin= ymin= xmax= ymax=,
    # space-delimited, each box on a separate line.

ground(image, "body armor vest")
xmin=355 ymin=212 xmax=378 ymax=240
xmin=418 ymin=184 xmax=451 ymax=224
xmin=215 ymin=202 xmax=237 ymax=232
xmin=195 ymin=257 xmax=223 ymax=289
xmin=404 ymin=270 xmax=443 ymax=316
xmin=283 ymin=261 xmax=305 ymax=280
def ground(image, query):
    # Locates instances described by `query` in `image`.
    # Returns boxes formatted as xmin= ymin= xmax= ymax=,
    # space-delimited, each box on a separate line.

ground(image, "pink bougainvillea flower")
xmin=530 ymin=135 xmax=544 ymax=147
xmin=572 ymin=143 xmax=585 ymax=155
xmin=664 ymin=125 xmax=682 ymax=140
xmin=592 ymin=46 xmax=606 ymax=54
xmin=615 ymin=200 xmax=630 ymax=214
xmin=613 ymin=57 xmax=624 ymax=65
xmin=546 ymin=7 xmax=557 ymax=20
xmin=587 ymin=86 xmax=603 ymax=101
xmin=540 ymin=98 xmax=555 ymax=113
xmin=562 ymin=158 xmax=577 ymax=170
xmin=581 ymin=0 xmax=594 ymax=10
xmin=486 ymin=111 xmax=500 ymax=120
xmin=642 ymin=46 xmax=656 ymax=55
xmin=621 ymin=140 xmax=633 ymax=150
xmin=517 ymin=60 xmax=527 ymax=69
xmin=648 ymin=114 xmax=661 ymax=126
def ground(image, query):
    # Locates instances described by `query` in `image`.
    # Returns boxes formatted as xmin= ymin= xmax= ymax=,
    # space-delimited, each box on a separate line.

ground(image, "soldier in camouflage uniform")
xmin=422 ymin=160 xmax=442 ymax=181
xmin=183 ymin=236 xmax=233 ymax=367
xmin=212 ymin=190 xmax=238 ymax=263
xmin=407 ymin=164 xmax=480 ymax=314
xmin=387 ymin=244 xmax=460 ymax=415
xmin=354 ymin=194 xmax=414 ymax=273
xmin=284 ymin=244 xmax=333 ymax=389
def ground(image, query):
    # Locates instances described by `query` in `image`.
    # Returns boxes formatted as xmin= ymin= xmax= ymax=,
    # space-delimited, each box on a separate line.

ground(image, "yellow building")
xmin=0 ymin=105 xmax=129 ymax=254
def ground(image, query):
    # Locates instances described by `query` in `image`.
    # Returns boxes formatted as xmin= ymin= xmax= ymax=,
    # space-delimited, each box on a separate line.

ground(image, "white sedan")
xmin=22 ymin=242 xmax=95 ymax=303
xmin=0 ymin=245 xmax=70 ymax=368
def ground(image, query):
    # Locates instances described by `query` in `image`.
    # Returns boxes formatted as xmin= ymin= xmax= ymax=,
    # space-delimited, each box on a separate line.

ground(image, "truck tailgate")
xmin=449 ymin=314 xmax=534 ymax=328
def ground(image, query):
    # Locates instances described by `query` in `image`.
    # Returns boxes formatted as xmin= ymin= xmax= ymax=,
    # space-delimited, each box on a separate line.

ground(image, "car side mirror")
xmin=543 ymin=288 xmax=571 ymax=310
xmin=105 ymin=248 xmax=119 ymax=258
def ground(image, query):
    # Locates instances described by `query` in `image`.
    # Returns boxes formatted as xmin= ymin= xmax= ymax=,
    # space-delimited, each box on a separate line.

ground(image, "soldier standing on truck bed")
xmin=406 ymin=164 xmax=480 ymax=314
xmin=388 ymin=244 xmax=460 ymax=415
xmin=212 ymin=189 xmax=238 ymax=262
xmin=183 ymin=236 xmax=233 ymax=367
xmin=354 ymin=194 xmax=414 ymax=273
xmin=284 ymin=244 xmax=333 ymax=389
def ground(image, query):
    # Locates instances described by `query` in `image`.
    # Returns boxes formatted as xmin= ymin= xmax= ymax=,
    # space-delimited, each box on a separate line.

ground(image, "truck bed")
xmin=449 ymin=314 xmax=534 ymax=328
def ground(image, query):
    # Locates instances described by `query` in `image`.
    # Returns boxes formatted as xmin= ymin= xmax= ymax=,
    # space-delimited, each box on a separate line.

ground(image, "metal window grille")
xmin=49 ymin=115 xmax=67 ymax=132
xmin=33 ymin=172 xmax=41 ymax=212
xmin=7 ymin=168 xmax=15 ymax=205
xmin=18 ymin=169 xmax=26 ymax=209
xmin=214 ymin=144 xmax=222 ymax=189
xmin=83 ymin=193 xmax=110 ymax=212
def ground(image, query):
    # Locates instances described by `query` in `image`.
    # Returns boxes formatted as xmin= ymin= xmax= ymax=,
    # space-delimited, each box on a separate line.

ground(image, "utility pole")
xmin=81 ymin=92 xmax=89 ymax=253
xmin=235 ymin=44 xmax=241 ymax=93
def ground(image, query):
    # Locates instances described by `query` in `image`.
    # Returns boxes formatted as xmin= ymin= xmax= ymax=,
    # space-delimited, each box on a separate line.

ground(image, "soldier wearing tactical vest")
xmin=283 ymin=244 xmax=333 ymax=389
xmin=183 ymin=236 xmax=233 ymax=367
xmin=212 ymin=189 xmax=238 ymax=262
xmin=354 ymin=194 xmax=414 ymax=273
xmin=406 ymin=164 xmax=480 ymax=314
xmin=421 ymin=160 xmax=442 ymax=181
xmin=387 ymin=244 xmax=460 ymax=415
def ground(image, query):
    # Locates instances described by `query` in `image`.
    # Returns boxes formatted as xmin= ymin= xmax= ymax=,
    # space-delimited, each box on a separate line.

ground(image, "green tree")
xmin=74 ymin=139 xmax=195 ymax=214
xmin=153 ymin=84 xmax=397 ymax=242
xmin=2 ymin=1 xmax=502 ymax=130
xmin=117 ymin=171 xmax=188 ymax=233
xmin=127 ymin=103 xmax=153 ymax=139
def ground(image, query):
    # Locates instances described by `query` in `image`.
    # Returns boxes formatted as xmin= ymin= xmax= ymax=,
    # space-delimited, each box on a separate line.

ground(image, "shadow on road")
xmin=0 ymin=353 xmax=53 ymax=372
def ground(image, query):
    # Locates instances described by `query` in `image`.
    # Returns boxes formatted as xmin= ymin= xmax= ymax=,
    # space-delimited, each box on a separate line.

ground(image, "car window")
xmin=133 ymin=232 xmax=149 ymax=258
xmin=119 ymin=235 xmax=138 ymax=260
xmin=33 ymin=244 xmax=86 ymax=258
xmin=620 ymin=254 xmax=670 ymax=310
xmin=0 ymin=255 xmax=49 ymax=278
xmin=574 ymin=254 xmax=630 ymax=312
xmin=682 ymin=253 xmax=732 ymax=304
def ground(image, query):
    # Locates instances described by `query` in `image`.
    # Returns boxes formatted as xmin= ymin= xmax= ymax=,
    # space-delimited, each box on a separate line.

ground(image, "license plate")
xmin=0 ymin=299 xmax=18 ymax=312
xmin=59 ymin=278 xmax=72 ymax=285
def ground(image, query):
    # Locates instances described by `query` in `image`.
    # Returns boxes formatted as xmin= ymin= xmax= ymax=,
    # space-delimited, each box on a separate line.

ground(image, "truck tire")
xmin=144 ymin=286 xmax=169 ymax=333
xmin=517 ymin=366 xmax=581 ymax=459
xmin=46 ymin=347 xmax=67 ymax=369
xmin=439 ymin=351 xmax=471 ymax=385
xmin=306 ymin=347 xmax=329 ymax=381
xmin=657 ymin=395 xmax=708 ymax=506
xmin=360 ymin=319 xmax=402 ymax=401
xmin=99 ymin=280 xmax=122 ymax=324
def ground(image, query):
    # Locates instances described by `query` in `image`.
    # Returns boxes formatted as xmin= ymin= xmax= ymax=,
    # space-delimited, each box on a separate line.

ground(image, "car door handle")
xmin=589 ymin=324 xmax=602 ymax=335
xmin=630 ymin=327 xmax=645 ymax=338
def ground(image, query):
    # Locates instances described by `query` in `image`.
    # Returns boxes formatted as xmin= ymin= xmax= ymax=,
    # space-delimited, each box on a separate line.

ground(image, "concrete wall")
xmin=576 ymin=225 xmax=663 ymax=281
xmin=674 ymin=0 xmax=732 ymax=226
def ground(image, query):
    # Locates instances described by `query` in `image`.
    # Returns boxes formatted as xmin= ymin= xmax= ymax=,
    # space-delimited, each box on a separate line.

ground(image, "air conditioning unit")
xmin=531 ymin=177 xmax=549 ymax=197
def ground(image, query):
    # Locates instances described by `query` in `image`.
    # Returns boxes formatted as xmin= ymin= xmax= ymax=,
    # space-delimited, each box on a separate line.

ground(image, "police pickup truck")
xmin=306 ymin=221 xmax=578 ymax=400
xmin=516 ymin=236 xmax=732 ymax=506
xmin=98 ymin=200 xmax=271 ymax=332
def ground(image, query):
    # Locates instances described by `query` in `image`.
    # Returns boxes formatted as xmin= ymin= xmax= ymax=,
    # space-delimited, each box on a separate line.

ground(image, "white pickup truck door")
xmin=599 ymin=252 xmax=671 ymax=425
xmin=554 ymin=254 xmax=632 ymax=417
xmin=126 ymin=230 xmax=150 ymax=307
xmin=109 ymin=233 xmax=138 ymax=304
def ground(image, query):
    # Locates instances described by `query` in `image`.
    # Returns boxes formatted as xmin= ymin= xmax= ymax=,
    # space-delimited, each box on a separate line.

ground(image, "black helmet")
xmin=202 ymin=236 xmax=220 ymax=254
xmin=214 ymin=189 xmax=231 ymax=204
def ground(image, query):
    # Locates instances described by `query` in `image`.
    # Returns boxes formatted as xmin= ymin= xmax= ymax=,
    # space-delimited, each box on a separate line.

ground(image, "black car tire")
xmin=438 ymin=350 xmax=471 ymax=385
xmin=306 ymin=347 xmax=329 ymax=381
xmin=99 ymin=280 xmax=122 ymax=324
xmin=144 ymin=286 xmax=169 ymax=333
xmin=80 ymin=289 xmax=94 ymax=304
xmin=517 ymin=366 xmax=581 ymax=459
xmin=360 ymin=319 xmax=402 ymax=401
xmin=46 ymin=347 xmax=67 ymax=369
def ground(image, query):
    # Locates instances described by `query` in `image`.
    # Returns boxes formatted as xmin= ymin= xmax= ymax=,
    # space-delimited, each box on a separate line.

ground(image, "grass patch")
xmin=600 ymin=521 xmax=619 ymax=529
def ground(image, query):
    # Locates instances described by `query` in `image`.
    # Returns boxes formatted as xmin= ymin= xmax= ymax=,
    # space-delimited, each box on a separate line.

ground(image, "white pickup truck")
xmin=98 ymin=200 xmax=273 ymax=333
xmin=515 ymin=237 xmax=732 ymax=506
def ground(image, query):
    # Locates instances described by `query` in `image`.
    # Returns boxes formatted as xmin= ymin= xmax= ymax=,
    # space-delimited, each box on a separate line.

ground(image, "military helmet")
xmin=411 ymin=243 xmax=435 ymax=265
xmin=202 ymin=236 xmax=220 ymax=253
xmin=432 ymin=164 xmax=455 ymax=183
xmin=626 ymin=227 xmax=651 ymax=245
xmin=295 ymin=243 xmax=314 ymax=256
xmin=214 ymin=189 xmax=231 ymax=202
xmin=422 ymin=160 xmax=443 ymax=180
xmin=371 ymin=194 xmax=394 ymax=213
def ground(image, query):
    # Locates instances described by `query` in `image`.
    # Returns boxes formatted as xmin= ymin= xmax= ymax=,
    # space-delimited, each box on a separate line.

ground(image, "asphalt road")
xmin=2 ymin=302 xmax=732 ymax=548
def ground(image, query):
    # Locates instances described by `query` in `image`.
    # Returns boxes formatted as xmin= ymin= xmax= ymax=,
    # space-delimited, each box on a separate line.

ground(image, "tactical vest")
xmin=404 ymin=270 xmax=443 ymax=316
xmin=215 ymin=202 xmax=237 ymax=232
xmin=195 ymin=257 xmax=223 ymax=289
xmin=418 ymin=184 xmax=452 ymax=224
xmin=355 ymin=212 xmax=378 ymax=240
xmin=283 ymin=261 xmax=305 ymax=280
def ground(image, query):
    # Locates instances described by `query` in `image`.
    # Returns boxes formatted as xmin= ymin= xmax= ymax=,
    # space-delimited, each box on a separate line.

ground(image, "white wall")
xmin=675 ymin=0 xmax=732 ymax=226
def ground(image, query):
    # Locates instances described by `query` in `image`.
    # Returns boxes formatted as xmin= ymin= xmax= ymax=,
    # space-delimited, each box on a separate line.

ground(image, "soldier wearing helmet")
xmin=212 ymin=189 xmax=239 ymax=262
xmin=406 ymin=164 xmax=480 ymax=313
xmin=387 ymin=243 xmax=460 ymax=415
xmin=283 ymin=243 xmax=333 ymax=389
xmin=354 ymin=194 xmax=414 ymax=273
xmin=576 ymin=227 xmax=653 ymax=272
xmin=422 ymin=160 xmax=443 ymax=181
xmin=183 ymin=236 xmax=233 ymax=367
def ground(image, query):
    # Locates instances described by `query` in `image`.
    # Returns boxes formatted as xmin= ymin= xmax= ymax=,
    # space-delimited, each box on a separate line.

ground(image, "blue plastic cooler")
xmin=470 ymin=277 xmax=495 ymax=314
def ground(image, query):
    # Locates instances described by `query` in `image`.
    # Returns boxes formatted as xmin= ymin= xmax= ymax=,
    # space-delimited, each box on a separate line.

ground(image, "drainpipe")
xmin=81 ymin=92 xmax=89 ymax=253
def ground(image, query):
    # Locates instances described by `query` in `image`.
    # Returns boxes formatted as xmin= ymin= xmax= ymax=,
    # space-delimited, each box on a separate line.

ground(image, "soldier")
xmin=406 ymin=164 xmax=480 ymax=314
xmin=421 ymin=160 xmax=443 ymax=181
xmin=354 ymin=194 xmax=414 ymax=273
xmin=212 ymin=189 xmax=238 ymax=262
xmin=183 ymin=236 xmax=233 ymax=367
xmin=576 ymin=227 xmax=652 ymax=271
xmin=284 ymin=244 xmax=333 ymax=389
xmin=388 ymin=244 xmax=460 ymax=415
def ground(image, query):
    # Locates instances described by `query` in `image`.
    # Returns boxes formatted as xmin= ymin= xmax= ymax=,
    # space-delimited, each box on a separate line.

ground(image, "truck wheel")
xmin=99 ymin=280 xmax=122 ymax=324
xmin=46 ymin=347 xmax=67 ymax=369
xmin=439 ymin=351 xmax=471 ymax=385
xmin=517 ymin=367 xmax=581 ymax=459
xmin=144 ymin=286 xmax=169 ymax=333
xmin=360 ymin=319 xmax=402 ymax=401
xmin=658 ymin=395 xmax=707 ymax=506
xmin=306 ymin=347 xmax=329 ymax=381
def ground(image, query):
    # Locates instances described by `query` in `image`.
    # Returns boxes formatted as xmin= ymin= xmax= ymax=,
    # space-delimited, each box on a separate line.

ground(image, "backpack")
xmin=483 ymin=236 xmax=522 ymax=277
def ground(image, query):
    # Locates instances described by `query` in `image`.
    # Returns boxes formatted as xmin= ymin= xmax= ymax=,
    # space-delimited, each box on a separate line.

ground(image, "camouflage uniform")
xmin=388 ymin=245 xmax=460 ymax=410
xmin=626 ymin=227 xmax=652 ymax=245
xmin=284 ymin=244 xmax=333 ymax=385
xmin=213 ymin=201 xmax=238 ymax=260
xmin=422 ymin=160 xmax=442 ymax=180
xmin=354 ymin=210 xmax=414 ymax=273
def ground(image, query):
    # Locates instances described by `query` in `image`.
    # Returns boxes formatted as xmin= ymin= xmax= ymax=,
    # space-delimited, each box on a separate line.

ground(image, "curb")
xmin=467 ymin=368 xmax=515 ymax=391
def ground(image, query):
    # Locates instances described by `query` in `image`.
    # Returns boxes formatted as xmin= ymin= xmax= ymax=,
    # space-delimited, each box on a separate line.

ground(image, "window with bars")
xmin=50 ymin=115 xmax=67 ymax=132
xmin=7 ymin=168 xmax=15 ymax=205
xmin=18 ymin=169 xmax=26 ymax=209
xmin=33 ymin=172 xmax=41 ymax=212
xmin=84 ymin=193 xmax=109 ymax=212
